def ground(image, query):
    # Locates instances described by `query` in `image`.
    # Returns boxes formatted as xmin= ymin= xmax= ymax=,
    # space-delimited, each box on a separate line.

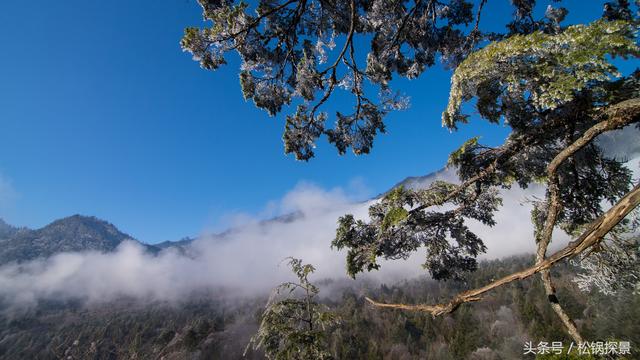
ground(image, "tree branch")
xmin=368 ymin=98 xmax=640 ymax=319
xmin=216 ymin=0 xmax=299 ymax=42
xmin=534 ymin=97 xmax=640 ymax=342
xmin=310 ymin=0 xmax=356 ymax=121
xmin=367 ymin=175 xmax=640 ymax=317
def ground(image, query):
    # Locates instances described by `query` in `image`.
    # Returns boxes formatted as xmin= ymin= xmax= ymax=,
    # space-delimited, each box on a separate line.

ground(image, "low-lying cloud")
xmin=0 ymin=126 xmax=637 ymax=310
xmin=0 ymin=179 xmax=557 ymax=309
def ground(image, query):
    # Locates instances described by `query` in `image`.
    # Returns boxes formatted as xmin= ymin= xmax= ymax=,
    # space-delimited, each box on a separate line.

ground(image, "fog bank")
xmin=1 ymin=127 xmax=637 ymax=309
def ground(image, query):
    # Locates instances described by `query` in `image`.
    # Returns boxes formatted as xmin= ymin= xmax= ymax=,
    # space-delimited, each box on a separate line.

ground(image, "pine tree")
xmin=245 ymin=258 xmax=338 ymax=359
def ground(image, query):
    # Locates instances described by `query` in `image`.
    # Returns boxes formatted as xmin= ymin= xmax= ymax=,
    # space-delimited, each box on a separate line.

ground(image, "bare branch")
xmin=367 ymin=180 xmax=640 ymax=317
xmin=311 ymin=0 xmax=357 ymax=120
xmin=368 ymin=98 xmax=640 ymax=319
xmin=533 ymin=97 xmax=640 ymax=343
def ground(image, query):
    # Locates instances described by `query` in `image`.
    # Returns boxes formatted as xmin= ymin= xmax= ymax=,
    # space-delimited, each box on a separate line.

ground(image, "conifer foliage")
xmin=185 ymin=0 xmax=640 ymax=344
xmin=246 ymin=258 xmax=338 ymax=359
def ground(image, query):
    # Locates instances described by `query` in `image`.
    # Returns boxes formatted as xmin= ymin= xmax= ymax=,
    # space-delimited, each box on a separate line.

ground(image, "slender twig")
xmin=214 ymin=0 xmax=299 ymax=42
xmin=310 ymin=0 xmax=357 ymax=120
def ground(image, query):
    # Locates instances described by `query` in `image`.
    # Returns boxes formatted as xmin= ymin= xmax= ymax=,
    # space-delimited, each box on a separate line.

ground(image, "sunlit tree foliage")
xmin=246 ymin=258 xmax=338 ymax=359
xmin=185 ymin=0 xmax=640 ymax=344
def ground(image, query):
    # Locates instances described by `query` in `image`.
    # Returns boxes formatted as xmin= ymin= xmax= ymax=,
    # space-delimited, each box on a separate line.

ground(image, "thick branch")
xmin=409 ymin=114 xmax=565 ymax=216
xmin=540 ymin=270 xmax=584 ymax=343
xmin=533 ymin=97 xmax=640 ymax=343
xmin=366 ymin=182 xmax=640 ymax=316
xmin=410 ymin=97 xmax=640 ymax=219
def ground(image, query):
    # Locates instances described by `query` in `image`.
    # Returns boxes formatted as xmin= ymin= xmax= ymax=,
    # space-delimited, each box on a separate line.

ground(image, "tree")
xmin=183 ymin=0 xmax=640 ymax=344
xmin=245 ymin=258 xmax=338 ymax=359
xmin=181 ymin=0 xmax=522 ymax=160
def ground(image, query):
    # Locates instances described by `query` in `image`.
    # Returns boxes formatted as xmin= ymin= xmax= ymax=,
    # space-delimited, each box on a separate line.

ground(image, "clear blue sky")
xmin=0 ymin=0 xmax=609 ymax=243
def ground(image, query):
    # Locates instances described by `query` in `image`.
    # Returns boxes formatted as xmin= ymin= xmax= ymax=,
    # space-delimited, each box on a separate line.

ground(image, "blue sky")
xmin=0 ymin=0 xmax=612 ymax=243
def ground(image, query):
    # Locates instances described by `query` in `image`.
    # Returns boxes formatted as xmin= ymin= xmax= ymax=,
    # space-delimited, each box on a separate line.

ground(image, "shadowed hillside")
xmin=1 ymin=255 xmax=638 ymax=359
xmin=0 ymin=216 xmax=160 ymax=265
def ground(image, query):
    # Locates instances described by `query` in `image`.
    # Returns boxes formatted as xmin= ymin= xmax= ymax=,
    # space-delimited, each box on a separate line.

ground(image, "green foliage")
xmin=335 ymin=8 xmax=639 ymax=284
xmin=443 ymin=19 xmax=640 ymax=128
xmin=246 ymin=258 xmax=338 ymax=359
xmin=380 ymin=186 xmax=411 ymax=231
xmin=381 ymin=207 xmax=409 ymax=231
xmin=333 ymin=179 xmax=501 ymax=280
xmin=448 ymin=136 xmax=480 ymax=166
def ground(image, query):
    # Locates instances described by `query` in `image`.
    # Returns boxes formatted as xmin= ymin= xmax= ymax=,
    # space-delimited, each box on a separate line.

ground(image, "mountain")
xmin=156 ymin=211 xmax=306 ymax=250
xmin=1 ymin=256 xmax=639 ymax=359
xmin=0 ymin=219 xmax=25 ymax=240
xmin=373 ymin=168 xmax=452 ymax=200
xmin=0 ymin=210 xmax=308 ymax=266
xmin=0 ymin=170 xmax=444 ymax=266
xmin=155 ymin=236 xmax=197 ymax=250
xmin=0 ymin=215 xmax=159 ymax=265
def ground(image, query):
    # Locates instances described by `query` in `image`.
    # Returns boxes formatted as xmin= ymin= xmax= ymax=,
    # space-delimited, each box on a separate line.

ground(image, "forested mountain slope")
xmin=1 ymin=255 xmax=637 ymax=359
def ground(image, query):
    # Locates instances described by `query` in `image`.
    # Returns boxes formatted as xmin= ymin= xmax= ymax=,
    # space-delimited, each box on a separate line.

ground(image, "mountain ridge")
xmin=0 ymin=171 xmax=444 ymax=266
xmin=0 ymin=215 xmax=160 ymax=265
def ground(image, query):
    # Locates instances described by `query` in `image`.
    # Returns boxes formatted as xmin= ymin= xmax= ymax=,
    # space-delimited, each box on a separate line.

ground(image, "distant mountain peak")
xmin=0 ymin=214 xmax=158 ymax=265
xmin=375 ymin=168 xmax=452 ymax=199
xmin=51 ymin=214 xmax=113 ymax=226
xmin=47 ymin=214 xmax=128 ymax=233
xmin=0 ymin=167 xmax=453 ymax=265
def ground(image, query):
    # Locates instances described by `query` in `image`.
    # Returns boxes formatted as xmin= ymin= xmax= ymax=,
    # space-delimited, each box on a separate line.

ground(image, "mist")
xmin=0 ymin=127 xmax=638 ymax=309
xmin=0 ymin=177 xmax=554 ymax=309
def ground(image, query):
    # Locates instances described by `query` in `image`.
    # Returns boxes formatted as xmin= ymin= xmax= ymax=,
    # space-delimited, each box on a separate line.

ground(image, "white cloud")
xmin=0 ymin=151 xmax=637 ymax=309
xmin=0 ymin=176 xmax=548 ymax=309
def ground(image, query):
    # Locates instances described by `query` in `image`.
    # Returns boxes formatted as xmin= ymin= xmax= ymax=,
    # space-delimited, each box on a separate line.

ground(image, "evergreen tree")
xmin=245 ymin=258 xmax=338 ymax=359
xmin=184 ymin=0 xmax=640 ymax=343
